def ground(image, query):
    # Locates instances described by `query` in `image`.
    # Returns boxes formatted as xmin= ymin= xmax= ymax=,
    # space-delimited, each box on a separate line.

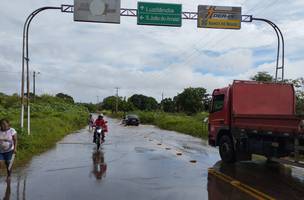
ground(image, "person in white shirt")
xmin=0 ymin=119 xmax=17 ymax=180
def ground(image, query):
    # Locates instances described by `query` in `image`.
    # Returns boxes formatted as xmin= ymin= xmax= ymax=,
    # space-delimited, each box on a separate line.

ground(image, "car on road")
xmin=123 ymin=114 xmax=140 ymax=126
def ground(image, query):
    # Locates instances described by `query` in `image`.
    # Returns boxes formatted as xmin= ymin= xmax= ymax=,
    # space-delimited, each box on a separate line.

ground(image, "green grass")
xmin=0 ymin=94 xmax=88 ymax=166
xmin=105 ymin=110 xmax=209 ymax=138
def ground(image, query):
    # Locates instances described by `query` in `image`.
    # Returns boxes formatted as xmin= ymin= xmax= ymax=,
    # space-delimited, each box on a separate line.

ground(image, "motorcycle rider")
xmin=93 ymin=114 xmax=107 ymax=143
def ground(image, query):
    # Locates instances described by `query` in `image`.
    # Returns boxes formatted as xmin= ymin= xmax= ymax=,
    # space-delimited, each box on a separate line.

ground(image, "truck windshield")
xmin=211 ymin=94 xmax=225 ymax=113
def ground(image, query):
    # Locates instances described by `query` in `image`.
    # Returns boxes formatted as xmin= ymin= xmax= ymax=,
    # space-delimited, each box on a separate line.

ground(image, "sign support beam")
xmin=62 ymin=5 xmax=253 ymax=22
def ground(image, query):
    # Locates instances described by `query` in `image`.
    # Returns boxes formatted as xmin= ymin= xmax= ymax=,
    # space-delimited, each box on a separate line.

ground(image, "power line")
xmin=155 ymin=0 xmax=252 ymax=70
xmin=0 ymin=70 xmax=21 ymax=74
xmin=174 ymin=0 xmax=279 ymax=72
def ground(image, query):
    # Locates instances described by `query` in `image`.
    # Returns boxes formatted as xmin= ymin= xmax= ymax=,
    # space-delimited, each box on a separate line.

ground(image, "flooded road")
xmin=1 ymin=118 xmax=304 ymax=199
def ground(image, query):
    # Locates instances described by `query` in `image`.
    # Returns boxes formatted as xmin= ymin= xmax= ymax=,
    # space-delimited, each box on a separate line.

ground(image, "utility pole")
xmin=161 ymin=92 xmax=164 ymax=111
xmin=33 ymin=71 xmax=40 ymax=100
xmin=115 ymin=87 xmax=120 ymax=113
xmin=96 ymin=95 xmax=99 ymax=104
xmin=33 ymin=71 xmax=36 ymax=97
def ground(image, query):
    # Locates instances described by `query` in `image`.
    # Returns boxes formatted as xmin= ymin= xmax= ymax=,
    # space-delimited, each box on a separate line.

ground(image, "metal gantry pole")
xmin=21 ymin=6 xmax=62 ymax=134
xmin=244 ymin=17 xmax=285 ymax=82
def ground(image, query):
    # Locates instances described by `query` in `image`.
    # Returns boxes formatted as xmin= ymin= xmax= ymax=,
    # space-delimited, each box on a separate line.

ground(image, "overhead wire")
xmin=160 ymin=0 xmax=257 ymax=69
xmin=175 ymin=0 xmax=281 ymax=71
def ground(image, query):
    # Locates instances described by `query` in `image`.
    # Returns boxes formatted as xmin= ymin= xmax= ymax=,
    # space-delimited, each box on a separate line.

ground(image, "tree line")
xmin=53 ymin=72 xmax=303 ymax=115
xmin=97 ymin=72 xmax=304 ymax=115
xmin=100 ymin=88 xmax=211 ymax=115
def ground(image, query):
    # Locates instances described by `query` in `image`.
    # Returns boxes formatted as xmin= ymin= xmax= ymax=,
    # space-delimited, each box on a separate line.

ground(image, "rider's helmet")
xmin=98 ymin=114 xmax=104 ymax=119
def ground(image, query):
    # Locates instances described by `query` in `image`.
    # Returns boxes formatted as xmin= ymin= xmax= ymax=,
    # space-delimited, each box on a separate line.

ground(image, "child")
xmin=0 ymin=119 xmax=17 ymax=180
xmin=88 ymin=114 xmax=94 ymax=131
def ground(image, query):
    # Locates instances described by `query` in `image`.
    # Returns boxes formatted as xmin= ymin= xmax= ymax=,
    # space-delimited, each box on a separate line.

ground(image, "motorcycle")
xmin=94 ymin=126 xmax=105 ymax=150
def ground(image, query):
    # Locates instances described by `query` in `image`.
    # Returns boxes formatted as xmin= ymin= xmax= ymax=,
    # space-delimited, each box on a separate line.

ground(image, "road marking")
xmin=208 ymin=168 xmax=276 ymax=200
xmin=46 ymin=165 xmax=89 ymax=172
xmin=144 ymin=135 xmax=198 ymax=165
xmin=59 ymin=142 xmax=112 ymax=145
xmin=58 ymin=142 xmax=94 ymax=145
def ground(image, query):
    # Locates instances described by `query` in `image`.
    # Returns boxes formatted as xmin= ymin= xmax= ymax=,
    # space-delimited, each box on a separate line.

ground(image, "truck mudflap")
xmin=234 ymin=136 xmax=252 ymax=161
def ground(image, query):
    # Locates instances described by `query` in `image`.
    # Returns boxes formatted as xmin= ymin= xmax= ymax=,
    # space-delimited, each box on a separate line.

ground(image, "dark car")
xmin=123 ymin=114 xmax=140 ymax=126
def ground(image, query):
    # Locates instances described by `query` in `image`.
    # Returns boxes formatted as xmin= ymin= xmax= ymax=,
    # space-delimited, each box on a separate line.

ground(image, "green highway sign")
xmin=137 ymin=2 xmax=182 ymax=27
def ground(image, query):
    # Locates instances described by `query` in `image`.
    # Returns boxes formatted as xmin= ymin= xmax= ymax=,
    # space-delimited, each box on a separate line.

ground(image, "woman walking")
xmin=0 ymin=119 xmax=17 ymax=181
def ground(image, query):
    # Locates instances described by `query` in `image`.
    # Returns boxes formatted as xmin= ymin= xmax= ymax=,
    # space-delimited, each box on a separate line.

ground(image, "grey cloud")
xmin=0 ymin=0 xmax=304 ymax=102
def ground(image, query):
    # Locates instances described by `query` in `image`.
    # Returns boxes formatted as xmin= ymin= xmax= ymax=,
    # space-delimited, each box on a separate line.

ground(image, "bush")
xmin=0 ymin=93 xmax=88 ymax=166
xmin=107 ymin=110 xmax=209 ymax=138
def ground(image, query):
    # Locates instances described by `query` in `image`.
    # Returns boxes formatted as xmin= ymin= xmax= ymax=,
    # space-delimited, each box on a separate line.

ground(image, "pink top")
xmin=0 ymin=128 xmax=16 ymax=153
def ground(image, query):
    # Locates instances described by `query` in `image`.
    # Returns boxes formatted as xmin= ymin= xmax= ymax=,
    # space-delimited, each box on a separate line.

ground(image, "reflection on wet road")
xmin=91 ymin=151 xmax=107 ymax=180
xmin=1 ymin=118 xmax=304 ymax=199
xmin=210 ymin=161 xmax=304 ymax=200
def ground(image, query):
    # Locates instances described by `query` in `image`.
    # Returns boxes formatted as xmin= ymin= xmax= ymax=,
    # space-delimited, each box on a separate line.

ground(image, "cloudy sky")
xmin=0 ymin=0 xmax=304 ymax=103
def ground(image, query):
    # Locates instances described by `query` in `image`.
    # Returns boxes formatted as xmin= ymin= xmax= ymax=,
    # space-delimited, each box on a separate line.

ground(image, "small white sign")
xmin=74 ymin=0 xmax=121 ymax=24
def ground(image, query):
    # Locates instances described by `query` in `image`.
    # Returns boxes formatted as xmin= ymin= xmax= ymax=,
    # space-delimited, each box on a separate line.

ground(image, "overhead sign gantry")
xmin=20 ymin=0 xmax=285 ymax=135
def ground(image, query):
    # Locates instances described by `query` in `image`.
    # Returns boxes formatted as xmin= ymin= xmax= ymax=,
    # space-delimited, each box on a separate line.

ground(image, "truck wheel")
xmin=219 ymin=135 xmax=236 ymax=163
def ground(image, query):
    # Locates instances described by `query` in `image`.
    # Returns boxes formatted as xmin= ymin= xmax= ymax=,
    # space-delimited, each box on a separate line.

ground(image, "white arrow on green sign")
xmin=137 ymin=2 xmax=182 ymax=27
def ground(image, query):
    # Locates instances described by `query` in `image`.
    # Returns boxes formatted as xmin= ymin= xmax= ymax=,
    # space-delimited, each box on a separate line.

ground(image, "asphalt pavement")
xmin=1 ymin=117 xmax=304 ymax=200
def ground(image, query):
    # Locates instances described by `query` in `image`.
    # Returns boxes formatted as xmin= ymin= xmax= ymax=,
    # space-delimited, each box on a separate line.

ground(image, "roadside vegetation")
xmin=106 ymin=111 xmax=209 ymax=138
xmin=101 ymin=72 xmax=304 ymax=138
xmin=0 ymin=93 xmax=88 ymax=165
xmin=102 ymin=86 xmax=210 ymax=138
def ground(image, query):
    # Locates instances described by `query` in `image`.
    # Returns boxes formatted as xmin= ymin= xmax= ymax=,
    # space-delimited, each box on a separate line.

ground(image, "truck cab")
xmin=208 ymin=87 xmax=230 ymax=147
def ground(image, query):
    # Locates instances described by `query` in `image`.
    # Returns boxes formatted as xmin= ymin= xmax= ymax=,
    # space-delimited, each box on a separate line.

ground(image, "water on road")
xmin=1 ymin=118 xmax=304 ymax=200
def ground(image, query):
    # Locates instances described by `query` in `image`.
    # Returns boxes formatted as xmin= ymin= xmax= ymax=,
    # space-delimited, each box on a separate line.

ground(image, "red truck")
xmin=208 ymin=80 xmax=304 ymax=164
